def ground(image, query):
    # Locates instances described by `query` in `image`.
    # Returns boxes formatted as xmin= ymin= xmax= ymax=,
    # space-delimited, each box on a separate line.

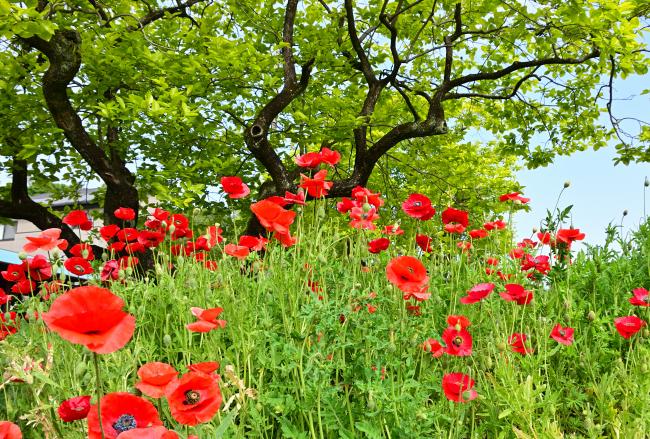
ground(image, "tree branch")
xmin=344 ymin=0 xmax=376 ymax=83
xmin=243 ymin=0 xmax=315 ymax=193
xmin=443 ymin=68 xmax=541 ymax=101
xmin=443 ymin=48 xmax=601 ymax=92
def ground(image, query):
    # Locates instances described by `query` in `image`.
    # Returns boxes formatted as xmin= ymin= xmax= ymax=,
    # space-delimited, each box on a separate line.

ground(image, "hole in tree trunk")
xmin=250 ymin=124 xmax=264 ymax=138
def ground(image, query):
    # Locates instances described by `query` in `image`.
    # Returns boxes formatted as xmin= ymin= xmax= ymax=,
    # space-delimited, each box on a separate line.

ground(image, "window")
xmin=0 ymin=222 xmax=17 ymax=241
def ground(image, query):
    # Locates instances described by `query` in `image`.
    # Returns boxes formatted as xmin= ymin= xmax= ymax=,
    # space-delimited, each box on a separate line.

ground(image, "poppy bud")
xmin=3 ymin=312 xmax=11 ymax=321
xmin=362 ymin=202 xmax=372 ymax=212
xmin=125 ymin=267 xmax=133 ymax=276
xmin=622 ymin=209 xmax=628 ymax=216
xmin=161 ymin=220 xmax=168 ymax=229
xmin=163 ymin=334 xmax=172 ymax=346
xmin=101 ymin=252 xmax=109 ymax=261
xmin=485 ymin=357 xmax=493 ymax=369
xmin=587 ymin=310 xmax=596 ymax=321
xmin=645 ymin=177 xmax=649 ymax=187
xmin=496 ymin=342 xmax=507 ymax=352
xmin=168 ymin=224 xmax=176 ymax=234
xmin=643 ymin=328 xmax=650 ymax=338
xmin=563 ymin=181 xmax=571 ymax=188
xmin=532 ymin=227 xmax=538 ymax=233
xmin=74 ymin=362 xmax=87 ymax=378
xmin=317 ymin=205 xmax=326 ymax=219
xmin=18 ymin=251 xmax=27 ymax=260
xmin=81 ymin=249 xmax=89 ymax=259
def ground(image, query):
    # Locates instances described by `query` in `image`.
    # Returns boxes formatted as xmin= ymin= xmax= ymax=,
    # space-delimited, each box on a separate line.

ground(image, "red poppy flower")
xmin=500 ymin=283 xmax=534 ymax=305
xmin=447 ymin=315 xmax=471 ymax=329
xmin=42 ymin=286 xmax=135 ymax=354
xmin=0 ymin=312 xmax=18 ymax=341
xmin=520 ymin=254 xmax=551 ymax=275
xmin=63 ymin=257 xmax=94 ymax=276
xmin=135 ymin=362 xmax=178 ymax=398
xmin=137 ymin=231 xmax=165 ymax=249
xmin=509 ymin=333 xmax=534 ymax=355
xmin=87 ymin=392 xmax=162 ymax=439
xmin=444 ymin=223 xmax=466 ymax=234
xmin=555 ymin=228 xmax=585 ymax=246
xmin=442 ymin=326 xmax=473 ymax=356
xmin=295 ymin=151 xmax=322 ymax=168
xmin=406 ymin=304 xmax=421 ymax=316
xmin=629 ymin=288 xmax=649 ymax=307
xmin=114 ymin=207 xmax=136 ymax=221
xmin=351 ymin=186 xmax=384 ymax=209
xmin=282 ymin=190 xmax=306 ymax=206
xmin=422 ymin=339 xmax=444 ymax=358
xmin=115 ymin=426 xmax=179 ymax=439
xmin=537 ymin=231 xmax=552 ymax=244
xmin=100 ymin=224 xmax=121 ymax=242
xmin=517 ymin=238 xmax=537 ymax=249
xmin=368 ymin=238 xmax=390 ymax=254
xmin=23 ymin=228 xmax=68 ymax=253
xmin=349 ymin=206 xmax=379 ymax=230
xmin=383 ymin=224 xmax=404 ymax=235
xmin=238 ymin=235 xmax=268 ymax=251
xmin=1 ymin=263 xmax=26 ymax=282
xmin=69 ymin=243 xmax=95 ymax=261
xmin=26 ymin=254 xmax=52 ymax=281
xmin=442 ymin=373 xmax=477 ymax=403
xmin=299 ymin=169 xmax=333 ymax=198
xmin=509 ymin=247 xmax=525 ymax=259
xmin=220 ymin=176 xmax=250 ymax=199
xmin=187 ymin=362 xmax=220 ymax=378
xmin=224 ymin=244 xmax=250 ymax=260
xmin=469 ymin=229 xmax=488 ymax=239
xmin=101 ymin=260 xmax=121 ymax=282
xmin=484 ymin=220 xmax=507 ymax=230
xmin=11 ymin=279 xmax=36 ymax=295
xmin=319 ymin=147 xmax=341 ymax=166
xmin=116 ymin=228 xmax=138 ymax=242
xmin=614 ymin=316 xmax=646 ymax=339
xmin=58 ymin=395 xmax=91 ymax=422
xmin=165 ymin=372 xmax=222 ymax=426
xmin=499 ymin=192 xmax=530 ymax=204
xmin=550 ymin=324 xmax=574 ymax=346
xmin=486 ymin=257 xmax=499 ymax=266
xmin=251 ymin=199 xmax=296 ymax=235
xmin=186 ymin=307 xmax=227 ymax=333
xmin=401 ymin=194 xmax=435 ymax=220
xmin=0 ymin=290 xmax=11 ymax=306
xmin=385 ymin=256 xmax=430 ymax=301
xmin=336 ymin=197 xmax=358 ymax=214
xmin=459 ymin=283 xmax=495 ymax=304
xmin=63 ymin=210 xmax=93 ymax=230
xmin=416 ymin=234 xmax=433 ymax=253
xmin=273 ymin=231 xmax=297 ymax=247
xmin=0 ymin=421 xmax=21 ymax=439
xmin=441 ymin=207 xmax=469 ymax=227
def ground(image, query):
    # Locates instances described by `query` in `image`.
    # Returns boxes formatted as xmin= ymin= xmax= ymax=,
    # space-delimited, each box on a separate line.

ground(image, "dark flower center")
xmin=413 ymin=202 xmax=422 ymax=207
xmin=113 ymin=414 xmax=137 ymax=433
xmin=453 ymin=336 xmax=464 ymax=346
xmin=559 ymin=330 xmax=566 ymax=336
xmin=184 ymin=389 xmax=201 ymax=405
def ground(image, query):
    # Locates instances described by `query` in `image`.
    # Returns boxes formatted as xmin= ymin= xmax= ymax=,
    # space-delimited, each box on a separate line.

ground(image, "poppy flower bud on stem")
xmin=622 ymin=210 xmax=628 ymax=216
xmin=18 ymin=251 xmax=27 ymax=260
xmin=532 ymin=227 xmax=538 ymax=233
xmin=81 ymin=249 xmax=89 ymax=259
xmin=645 ymin=177 xmax=649 ymax=187
xmin=168 ymin=224 xmax=176 ymax=235
xmin=587 ymin=310 xmax=596 ymax=321
xmin=563 ymin=181 xmax=571 ymax=188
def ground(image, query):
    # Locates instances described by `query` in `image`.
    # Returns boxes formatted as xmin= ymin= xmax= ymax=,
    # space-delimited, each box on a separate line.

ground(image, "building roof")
xmin=31 ymin=187 xmax=100 ymax=208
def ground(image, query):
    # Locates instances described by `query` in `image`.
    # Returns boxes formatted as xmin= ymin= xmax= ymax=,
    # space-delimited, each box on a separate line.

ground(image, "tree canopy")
xmin=1 ymin=0 xmax=648 ymax=240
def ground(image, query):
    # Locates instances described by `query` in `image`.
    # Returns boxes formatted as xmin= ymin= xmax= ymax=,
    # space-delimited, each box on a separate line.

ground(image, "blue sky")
xmin=513 ymin=73 xmax=649 ymax=247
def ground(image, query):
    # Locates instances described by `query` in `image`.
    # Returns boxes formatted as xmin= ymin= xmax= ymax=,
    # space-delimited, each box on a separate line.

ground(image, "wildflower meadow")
xmin=1 ymin=165 xmax=650 ymax=438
